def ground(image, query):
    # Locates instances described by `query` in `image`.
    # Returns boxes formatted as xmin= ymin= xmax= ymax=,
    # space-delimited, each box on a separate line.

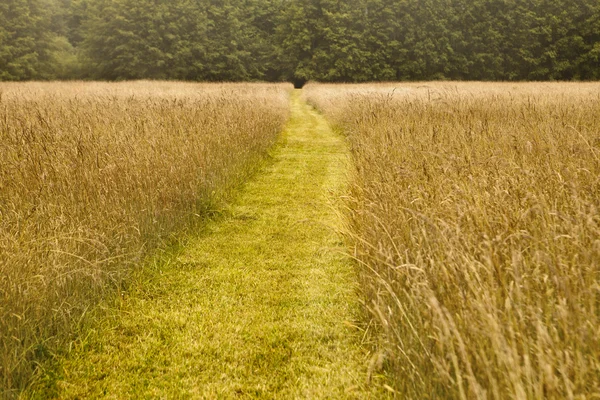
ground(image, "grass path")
xmin=43 ymin=91 xmax=385 ymax=398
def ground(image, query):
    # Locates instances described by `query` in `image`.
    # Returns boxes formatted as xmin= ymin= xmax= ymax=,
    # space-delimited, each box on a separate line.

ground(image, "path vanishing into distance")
xmin=40 ymin=91 xmax=387 ymax=398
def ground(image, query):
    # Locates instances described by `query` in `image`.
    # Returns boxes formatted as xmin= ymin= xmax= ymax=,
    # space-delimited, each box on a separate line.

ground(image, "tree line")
xmin=1 ymin=0 xmax=598 ymax=82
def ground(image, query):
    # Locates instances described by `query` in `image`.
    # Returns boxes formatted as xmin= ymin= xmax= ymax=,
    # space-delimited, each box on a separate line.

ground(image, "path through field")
xmin=45 ymin=91 xmax=384 ymax=398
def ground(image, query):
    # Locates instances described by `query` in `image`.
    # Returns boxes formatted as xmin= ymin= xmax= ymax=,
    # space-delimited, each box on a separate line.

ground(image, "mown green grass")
xmin=28 ymin=91 xmax=389 ymax=399
xmin=0 ymin=82 xmax=291 ymax=396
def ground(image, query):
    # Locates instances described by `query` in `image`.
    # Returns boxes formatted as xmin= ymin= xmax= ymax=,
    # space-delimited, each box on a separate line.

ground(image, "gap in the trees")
xmin=293 ymin=79 xmax=306 ymax=89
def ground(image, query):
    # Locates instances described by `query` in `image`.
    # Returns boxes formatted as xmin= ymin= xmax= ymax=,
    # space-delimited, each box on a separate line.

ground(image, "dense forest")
xmin=0 ymin=0 xmax=599 ymax=82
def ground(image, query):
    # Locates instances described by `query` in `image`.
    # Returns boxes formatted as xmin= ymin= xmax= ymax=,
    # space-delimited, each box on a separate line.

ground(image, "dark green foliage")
xmin=0 ymin=0 xmax=599 ymax=81
xmin=0 ymin=0 xmax=56 ymax=80
xmin=81 ymin=0 xmax=206 ymax=80
xmin=79 ymin=0 xmax=281 ymax=81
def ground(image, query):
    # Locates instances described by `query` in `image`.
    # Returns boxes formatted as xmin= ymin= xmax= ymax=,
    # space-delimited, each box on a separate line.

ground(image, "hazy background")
xmin=1 ymin=0 xmax=599 ymax=83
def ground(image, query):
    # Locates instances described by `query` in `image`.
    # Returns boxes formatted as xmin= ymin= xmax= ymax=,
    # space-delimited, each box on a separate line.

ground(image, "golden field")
xmin=305 ymin=82 xmax=600 ymax=399
xmin=0 ymin=81 xmax=291 ymax=392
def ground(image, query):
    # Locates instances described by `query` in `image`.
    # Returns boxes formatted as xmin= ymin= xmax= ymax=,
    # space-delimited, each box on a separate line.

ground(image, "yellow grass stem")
xmin=305 ymin=82 xmax=600 ymax=399
xmin=0 ymin=81 xmax=291 ymax=395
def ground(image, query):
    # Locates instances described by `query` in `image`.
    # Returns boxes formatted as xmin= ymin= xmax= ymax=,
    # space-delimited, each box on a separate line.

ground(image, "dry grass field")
xmin=0 ymin=81 xmax=291 ymax=393
xmin=305 ymin=82 xmax=600 ymax=399
xmin=24 ymin=91 xmax=388 ymax=400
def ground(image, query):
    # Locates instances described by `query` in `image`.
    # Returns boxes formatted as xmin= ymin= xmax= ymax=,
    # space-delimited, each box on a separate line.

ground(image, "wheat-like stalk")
xmin=0 ymin=81 xmax=292 ymax=393
xmin=306 ymin=82 xmax=600 ymax=399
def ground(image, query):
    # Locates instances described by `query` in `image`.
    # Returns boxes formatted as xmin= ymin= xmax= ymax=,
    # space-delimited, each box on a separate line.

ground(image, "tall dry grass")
xmin=0 ymin=81 xmax=291 ymax=394
xmin=305 ymin=82 xmax=600 ymax=399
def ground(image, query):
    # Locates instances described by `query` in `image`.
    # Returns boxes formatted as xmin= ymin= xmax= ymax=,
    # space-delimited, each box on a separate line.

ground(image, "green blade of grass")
xmin=30 ymin=90 xmax=388 ymax=399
